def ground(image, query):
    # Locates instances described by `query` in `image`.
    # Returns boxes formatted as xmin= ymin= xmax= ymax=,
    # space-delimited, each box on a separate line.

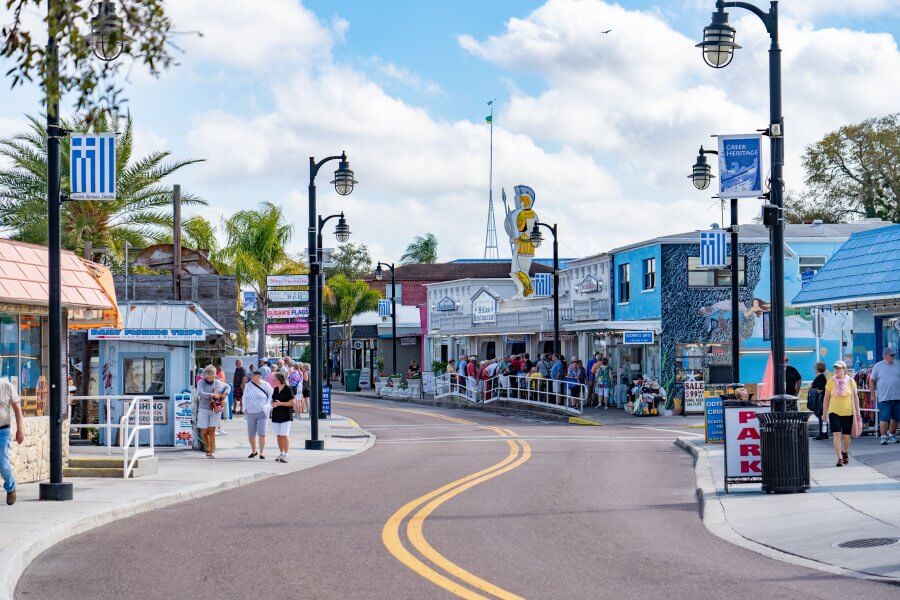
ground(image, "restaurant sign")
xmin=88 ymin=328 xmax=205 ymax=341
xmin=471 ymin=288 xmax=497 ymax=325
xmin=578 ymin=275 xmax=602 ymax=294
xmin=436 ymin=297 xmax=456 ymax=312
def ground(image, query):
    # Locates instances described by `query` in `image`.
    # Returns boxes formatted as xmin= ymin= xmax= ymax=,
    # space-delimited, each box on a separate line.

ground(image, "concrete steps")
xmin=64 ymin=456 xmax=159 ymax=478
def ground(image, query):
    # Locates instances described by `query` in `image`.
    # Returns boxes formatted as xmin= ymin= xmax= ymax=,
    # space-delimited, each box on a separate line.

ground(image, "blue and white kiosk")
xmin=89 ymin=301 xmax=227 ymax=446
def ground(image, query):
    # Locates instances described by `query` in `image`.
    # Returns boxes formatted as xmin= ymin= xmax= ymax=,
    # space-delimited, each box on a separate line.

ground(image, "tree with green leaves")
xmin=324 ymin=241 xmax=374 ymax=280
xmin=0 ymin=113 xmax=203 ymax=261
xmin=783 ymin=190 xmax=850 ymax=224
xmin=401 ymin=233 xmax=438 ymax=264
xmin=322 ymin=273 xmax=380 ymax=369
xmin=802 ymin=113 xmax=899 ymax=223
xmin=2 ymin=1 xmax=175 ymax=117
xmin=221 ymin=202 xmax=306 ymax=360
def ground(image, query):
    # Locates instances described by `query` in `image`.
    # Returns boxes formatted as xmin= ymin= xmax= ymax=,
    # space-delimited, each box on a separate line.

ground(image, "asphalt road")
xmin=17 ymin=396 xmax=896 ymax=599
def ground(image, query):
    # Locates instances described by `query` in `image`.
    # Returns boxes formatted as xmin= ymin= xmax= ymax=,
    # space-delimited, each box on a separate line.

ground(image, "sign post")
xmin=683 ymin=380 xmax=706 ymax=415
xmin=723 ymin=405 xmax=769 ymax=492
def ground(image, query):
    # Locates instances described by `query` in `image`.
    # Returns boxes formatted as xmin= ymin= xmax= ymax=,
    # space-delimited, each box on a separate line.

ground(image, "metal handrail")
xmin=68 ymin=395 xmax=156 ymax=478
xmin=435 ymin=373 xmax=585 ymax=415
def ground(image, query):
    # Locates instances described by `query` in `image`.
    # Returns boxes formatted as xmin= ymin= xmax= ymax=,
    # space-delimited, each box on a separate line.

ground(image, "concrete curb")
xmin=674 ymin=437 xmax=900 ymax=584
xmin=1 ymin=417 xmax=375 ymax=600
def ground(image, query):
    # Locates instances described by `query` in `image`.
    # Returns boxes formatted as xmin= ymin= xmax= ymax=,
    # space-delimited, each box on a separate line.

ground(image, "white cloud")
xmin=369 ymin=57 xmax=443 ymax=95
xmin=781 ymin=0 xmax=899 ymax=21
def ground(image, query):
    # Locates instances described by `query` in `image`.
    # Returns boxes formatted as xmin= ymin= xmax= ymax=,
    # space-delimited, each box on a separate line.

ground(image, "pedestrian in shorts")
xmin=870 ymin=347 xmax=900 ymax=445
xmin=271 ymin=373 xmax=297 ymax=462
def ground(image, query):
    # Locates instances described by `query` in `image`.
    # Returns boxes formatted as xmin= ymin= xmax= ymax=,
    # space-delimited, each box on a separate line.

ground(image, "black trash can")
xmin=758 ymin=398 xmax=811 ymax=494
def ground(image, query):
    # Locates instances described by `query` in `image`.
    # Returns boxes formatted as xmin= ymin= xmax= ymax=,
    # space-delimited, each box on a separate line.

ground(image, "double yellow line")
xmin=377 ymin=407 xmax=531 ymax=599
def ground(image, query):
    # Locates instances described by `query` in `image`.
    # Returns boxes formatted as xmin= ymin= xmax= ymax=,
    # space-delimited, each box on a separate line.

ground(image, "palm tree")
xmin=221 ymin=201 xmax=306 ymax=360
xmin=0 ymin=113 xmax=204 ymax=262
xmin=400 ymin=233 xmax=438 ymax=264
xmin=323 ymin=273 xmax=381 ymax=370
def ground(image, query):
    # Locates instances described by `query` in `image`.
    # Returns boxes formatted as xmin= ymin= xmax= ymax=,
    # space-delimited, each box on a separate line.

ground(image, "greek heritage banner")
xmin=717 ymin=134 xmax=763 ymax=198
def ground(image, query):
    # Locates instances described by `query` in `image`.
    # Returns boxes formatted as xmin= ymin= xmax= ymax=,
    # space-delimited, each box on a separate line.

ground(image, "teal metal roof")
xmin=792 ymin=224 xmax=900 ymax=307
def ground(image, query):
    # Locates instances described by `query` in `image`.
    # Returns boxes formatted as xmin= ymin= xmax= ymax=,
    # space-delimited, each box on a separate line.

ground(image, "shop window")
xmin=798 ymin=256 xmax=827 ymax=276
xmin=0 ymin=313 xmax=15 ymax=355
xmin=687 ymin=256 xmax=746 ymax=287
xmin=618 ymin=263 xmax=630 ymax=303
xmin=642 ymin=258 xmax=656 ymax=290
xmin=123 ymin=357 xmax=166 ymax=396
xmin=18 ymin=315 xmax=43 ymax=413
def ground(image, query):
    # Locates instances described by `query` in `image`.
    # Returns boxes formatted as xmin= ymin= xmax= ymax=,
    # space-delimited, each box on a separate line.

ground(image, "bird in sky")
xmin=602 ymin=29 xmax=612 ymax=34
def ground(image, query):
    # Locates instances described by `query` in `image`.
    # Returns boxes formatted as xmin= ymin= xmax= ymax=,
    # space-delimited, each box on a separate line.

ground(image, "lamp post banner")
xmin=717 ymin=134 xmax=763 ymax=198
xmin=70 ymin=133 xmax=116 ymax=200
xmin=267 ymin=274 xmax=309 ymax=287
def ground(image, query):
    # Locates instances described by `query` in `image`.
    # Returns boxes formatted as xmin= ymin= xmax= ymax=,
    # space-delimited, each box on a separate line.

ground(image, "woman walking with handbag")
xmin=196 ymin=365 xmax=231 ymax=459
xmin=271 ymin=373 xmax=298 ymax=463
xmin=822 ymin=360 xmax=861 ymax=467
xmin=243 ymin=371 xmax=272 ymax=460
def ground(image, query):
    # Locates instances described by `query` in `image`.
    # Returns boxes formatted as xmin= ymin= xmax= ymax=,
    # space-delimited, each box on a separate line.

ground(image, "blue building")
xmin=607 ymin=222 xmax=890 ymax=400
xmin=793 ymin=224 xmax=900 ymax=366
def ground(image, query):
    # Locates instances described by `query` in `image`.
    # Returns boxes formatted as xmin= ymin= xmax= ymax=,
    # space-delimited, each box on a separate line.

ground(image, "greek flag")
xmin=700 ymin=230 xmax=728 ymax=268
xmin=378 ymin=299 xmax=392 ymax=317
xmin=70 ymin=134 xmax=116 ymax=200
xmin=533 ymin=273 xmax=553 ymax=297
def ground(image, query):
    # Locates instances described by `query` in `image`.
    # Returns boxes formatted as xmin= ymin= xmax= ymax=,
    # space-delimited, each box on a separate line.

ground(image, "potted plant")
xmin=432 ymin=360 xmax=446 ymax=374
xmin=408 ymin=373 xmax=423 ymax=398
xmin=390 ymin=373 xmax=403 ymax=389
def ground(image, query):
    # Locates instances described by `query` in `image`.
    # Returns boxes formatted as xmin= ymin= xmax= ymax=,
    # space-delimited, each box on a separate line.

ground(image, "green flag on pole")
xmin=485 ymin=115 xmax=492 ymax=123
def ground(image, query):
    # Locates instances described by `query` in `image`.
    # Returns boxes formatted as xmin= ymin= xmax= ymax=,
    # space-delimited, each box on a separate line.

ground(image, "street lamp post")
xmin=698 ymin=0 xmax=785 ymax=398
xmin=40 ymin=0 xmax=122 ymax=501
xmin=529 ymin=222 xmax=560 ymax=356
xmin=317 ymin=212 xmax=350 ymax=418
xmin=690 ymin=146 xmax=741 ymax=383
xmin=307 ymin=153 xmax=356 ymax=450
xmin=374 ymin=263 xmax=397 ymax=375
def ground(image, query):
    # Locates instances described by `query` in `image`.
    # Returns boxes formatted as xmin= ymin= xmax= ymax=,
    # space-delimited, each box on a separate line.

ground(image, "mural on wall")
xmin=659 ymin=243 xmax=766 ymax=401
xmin=502 ymin=185 xmax=538 ymax=298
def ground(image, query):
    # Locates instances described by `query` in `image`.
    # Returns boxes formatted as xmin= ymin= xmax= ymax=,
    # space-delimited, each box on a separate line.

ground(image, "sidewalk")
xmin=0 ymin=413 xmax=373 ymax=600
xmin=678 ymin=433 xmax=900 ymax=582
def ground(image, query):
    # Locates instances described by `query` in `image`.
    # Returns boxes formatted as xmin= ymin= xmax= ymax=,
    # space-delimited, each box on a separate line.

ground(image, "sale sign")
xmin=724 ymin=405 xmax=768 ymax=489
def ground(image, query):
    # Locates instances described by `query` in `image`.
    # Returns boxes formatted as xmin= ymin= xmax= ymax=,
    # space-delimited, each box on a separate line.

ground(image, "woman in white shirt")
xmin=242 ymin=371 xmax=272 ymax=460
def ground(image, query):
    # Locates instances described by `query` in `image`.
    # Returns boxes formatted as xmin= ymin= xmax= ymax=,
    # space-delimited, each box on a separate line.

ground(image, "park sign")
xmin=266 ymin=306 xmax=309 ymax=319
xmin=717 ymin=134 xmax=763 ymax=198
xmin=267 ymin=274 xmax=308 ymax=287
xmin=70 ymin=133 xmax=116 ymax=200
xmin=268 ymin=290 xmax=309 ymax=303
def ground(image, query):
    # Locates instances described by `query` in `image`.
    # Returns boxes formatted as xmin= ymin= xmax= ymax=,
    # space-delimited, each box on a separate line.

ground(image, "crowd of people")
xmin=444 ymin=351 xmax=621 ymax=408
xmin=198 ymin=357 xmax=313 ymax=462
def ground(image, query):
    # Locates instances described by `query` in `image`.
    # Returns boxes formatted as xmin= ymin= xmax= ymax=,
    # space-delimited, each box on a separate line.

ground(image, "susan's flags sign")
xmin=70 ymin=134 xmax=116 ymax=200
xmin=717 ymin=134 xmax=763 ymax=198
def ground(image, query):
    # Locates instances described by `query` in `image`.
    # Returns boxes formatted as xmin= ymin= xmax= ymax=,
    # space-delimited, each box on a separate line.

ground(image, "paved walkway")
xmin=0 ymin=413 xmax=373 ymax=600
xmin=679 ymin=432 xmax=900 ymax=581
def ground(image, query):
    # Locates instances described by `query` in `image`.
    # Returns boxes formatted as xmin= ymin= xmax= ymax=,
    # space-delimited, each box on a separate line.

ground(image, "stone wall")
xmin=9 ymin=416 xmax=69 ymax=484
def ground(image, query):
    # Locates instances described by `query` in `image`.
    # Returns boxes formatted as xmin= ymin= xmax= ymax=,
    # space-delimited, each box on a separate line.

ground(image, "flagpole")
xmin=488 ymin=100 xmax=494 ymax=225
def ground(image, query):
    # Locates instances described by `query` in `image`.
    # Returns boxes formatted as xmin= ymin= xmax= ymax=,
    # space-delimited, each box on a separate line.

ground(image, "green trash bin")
xmin=344 ymin=369 xmax=361 ymax=392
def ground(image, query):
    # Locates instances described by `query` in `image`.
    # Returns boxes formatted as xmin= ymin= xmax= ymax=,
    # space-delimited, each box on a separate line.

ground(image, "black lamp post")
xmin=317 ymin=212 xmax=350 ymax=417
xmin=374 ymin=262 xmax=397 ymax=375
xmin=698 ymin=0 xmax=786 ymax=398
xmin=690 ymin=146 xmax=741 ymax=383
xmin=530 ymin=221 xmax=560 ymax=356
xmin=307 ymin=152 xmax=356 ymax=450
xmin=40 ymin=0 xmax=122 ymax=502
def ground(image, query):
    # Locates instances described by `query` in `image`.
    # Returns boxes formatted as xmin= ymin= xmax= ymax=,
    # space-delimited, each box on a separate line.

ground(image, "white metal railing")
xmin=434 ymin=373 xmax=585 ymax=415
xmin=68 ymin=395 xmax=156 ymax=478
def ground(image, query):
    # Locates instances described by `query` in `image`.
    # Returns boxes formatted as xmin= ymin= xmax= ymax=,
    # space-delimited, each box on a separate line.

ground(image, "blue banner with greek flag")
xmin=700 ymin=230 xmax=728 ymax=268
xmin=378 ymin=299 xmax=392 ymax=317
xmin=533 ymin=273 xmax=553 ymax=297
xmin=70 ymin=133 xmax=116 ymax=200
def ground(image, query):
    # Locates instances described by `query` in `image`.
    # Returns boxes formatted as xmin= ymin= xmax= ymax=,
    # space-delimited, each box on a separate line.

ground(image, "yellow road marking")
xmin=568 ymin=416 xmax=602 ymax=426
xmin=348 ymin=401 xmax=531 ymax=599
xmin=406 ymin=439 xmax=531 ymax=600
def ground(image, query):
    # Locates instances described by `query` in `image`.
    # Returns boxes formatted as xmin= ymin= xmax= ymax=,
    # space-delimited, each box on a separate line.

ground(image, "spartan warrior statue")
xmin=502 ymin=185 xmax=538 ymax=298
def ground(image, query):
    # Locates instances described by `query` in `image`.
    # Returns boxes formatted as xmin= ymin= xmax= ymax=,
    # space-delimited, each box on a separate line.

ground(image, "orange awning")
xmin=67 ymin=258 xmax=122 ymax=330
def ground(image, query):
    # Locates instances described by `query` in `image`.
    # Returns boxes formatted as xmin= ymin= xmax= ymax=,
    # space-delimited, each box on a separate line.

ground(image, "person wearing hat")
xmin=870 ymin=347 xmax=900 ymax=445
xmin=822 ymin=360 xmax=860 ymax=467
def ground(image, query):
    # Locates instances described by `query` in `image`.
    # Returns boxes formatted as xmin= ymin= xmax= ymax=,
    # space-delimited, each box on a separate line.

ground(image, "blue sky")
xmin=1 ymin=0 xmax=898 ymax=262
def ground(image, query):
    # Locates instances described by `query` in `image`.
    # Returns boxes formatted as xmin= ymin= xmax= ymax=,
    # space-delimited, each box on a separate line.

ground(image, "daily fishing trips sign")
xmin=717 ymin=134 xmax=763 ymax=198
